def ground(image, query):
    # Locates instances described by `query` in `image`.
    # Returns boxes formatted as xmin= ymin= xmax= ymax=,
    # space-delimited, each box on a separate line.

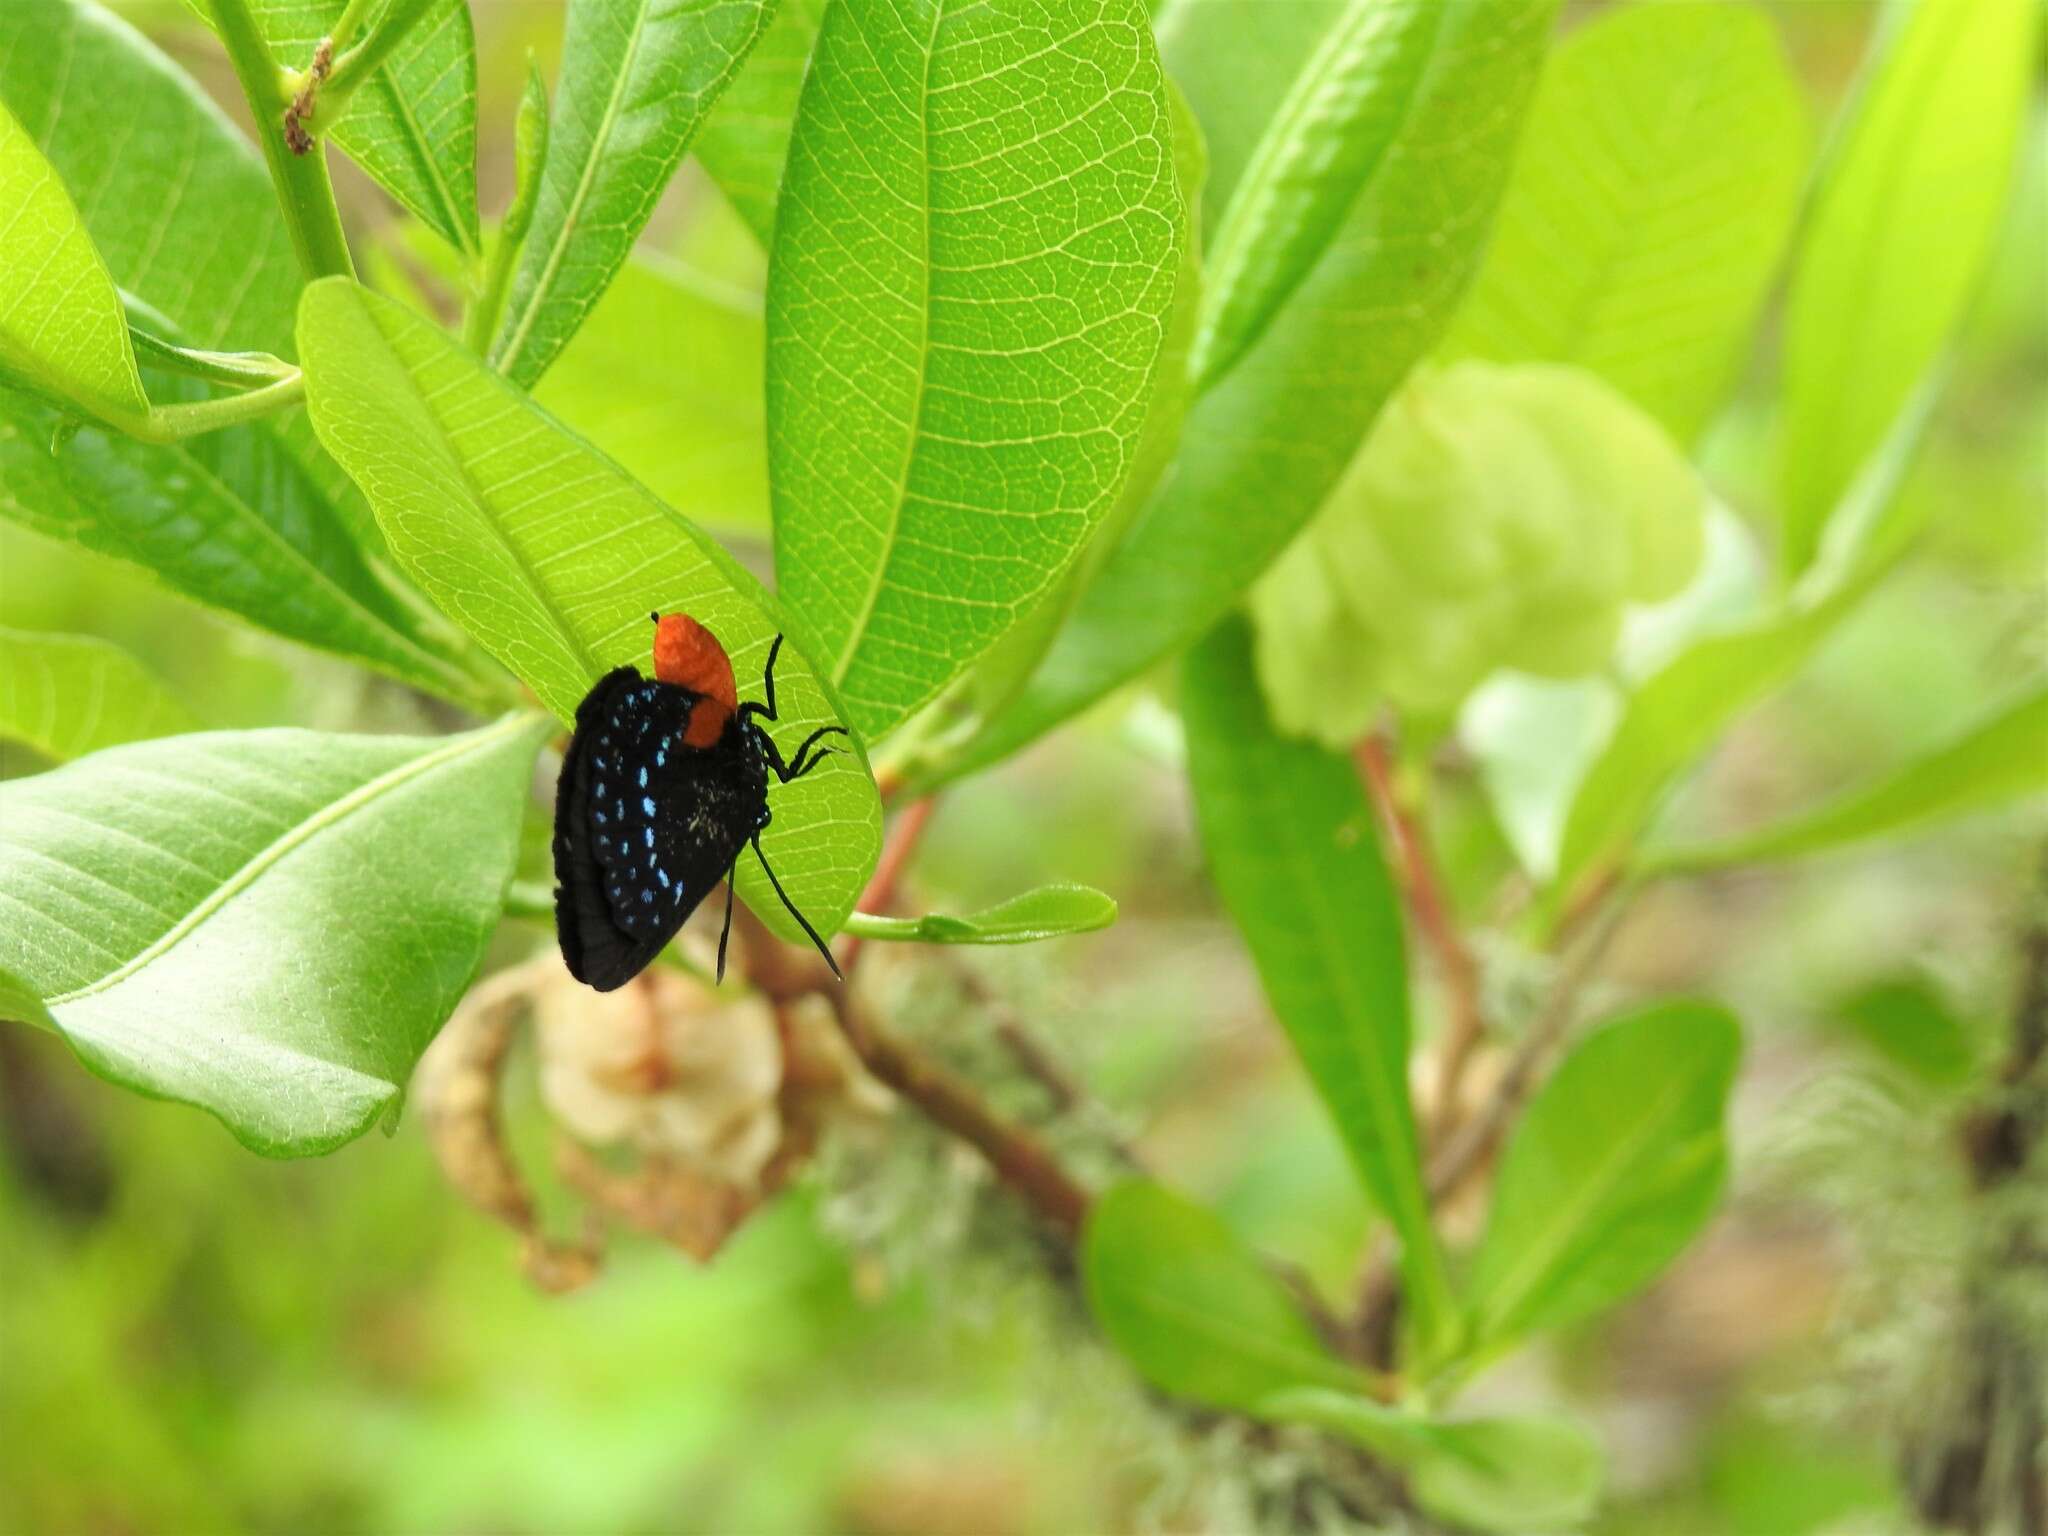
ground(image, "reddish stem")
xmin=1353 ymin=733 xmax=1486 ymax=1140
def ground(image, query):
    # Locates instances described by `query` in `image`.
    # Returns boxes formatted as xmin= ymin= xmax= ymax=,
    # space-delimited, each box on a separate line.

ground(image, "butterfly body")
xmin=552 ymin=616 xmax=848 ymax=992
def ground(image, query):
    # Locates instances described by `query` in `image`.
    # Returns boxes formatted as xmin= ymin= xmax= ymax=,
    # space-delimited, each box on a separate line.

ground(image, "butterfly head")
xmin=650 ymin=612 xmax=736 ymax=747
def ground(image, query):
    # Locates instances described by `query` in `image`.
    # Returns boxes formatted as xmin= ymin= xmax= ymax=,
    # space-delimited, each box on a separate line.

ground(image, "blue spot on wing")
xmin=571 ymin=670 xmax=761 ymax=947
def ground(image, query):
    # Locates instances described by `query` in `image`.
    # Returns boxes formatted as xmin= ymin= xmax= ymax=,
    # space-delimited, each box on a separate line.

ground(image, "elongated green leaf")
xmin=1549 ymin=565 xmax=1886 ymax=911
xmin=1467 ymin=1001 xmax=1738 ymax=1352
xmin=0 ymin=98 xmax=147 ymax=424
xmin=1152 ymin=0 xmax=1345 ymax=242
xmin=1443 ymin=2 xmax=1807 ymax=441
xmin=298 ymin=278 xmax=882 ymax=944
xmin=491 ymin=0 xmax=776 ymax=388
xmin=691 ymin=0 xmax=826 ymax=244
xmin=1190 ymin=0 xmax=1442 ymax=391
xmin=1182 ymin=618 xmax=1453 ymax=1354
xmin=0 ymin=376 xmax=504 ymax=711
xmin=0 ymin=714 xmax=549 ymax=1154
xmin=924 ymin=0 xmax=1556 ymax=786
xmin=0 ymin=627 xmax=197 ymax=761
xmin=192 ymin=0 xmax=481 ymax=256
xmin=766 ymin=0 xmax=1184 ymax=741
xmin=1082 ymin=1180 xmax=1369 ymax=1412
xmin=0 ymin=0 xmax=491 ymax=698
xmin=1265 ymin=1390 xmax=1604 ymax=1534
xmin=532 ymin=251 xmax=768 ymax=535
xmin=1778 ymin=0 xmax=2039 ymax=573
xmin=841 ymin=883 xmax=1115 ymax=945
xmin=1646 ymin=682 xmax=2048 ymax=874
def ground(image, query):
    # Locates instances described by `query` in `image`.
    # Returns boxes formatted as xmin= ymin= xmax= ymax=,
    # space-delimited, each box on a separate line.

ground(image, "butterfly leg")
xmin=759 ymin=634 xmax=784 ymax=719
xmin=715 ymin=872 xmax=737 ymax=983
xmin=781 ymin=725 xmax=852 ymax=781
xmin=736 ymin=636 xmax=786 ymax=734
xmin=751 ymin=823 xmax=842 ymax=978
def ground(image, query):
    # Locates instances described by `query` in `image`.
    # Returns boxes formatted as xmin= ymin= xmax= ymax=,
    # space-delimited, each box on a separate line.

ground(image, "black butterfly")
xmin=552 ymin=613 xmax=849 ymax=991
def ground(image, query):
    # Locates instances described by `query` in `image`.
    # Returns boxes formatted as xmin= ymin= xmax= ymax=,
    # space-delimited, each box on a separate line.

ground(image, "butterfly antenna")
xmin=751 ymin=832 xmax=843 ymax=979
xmin=716 ymin=875 xmax=736 ymax=983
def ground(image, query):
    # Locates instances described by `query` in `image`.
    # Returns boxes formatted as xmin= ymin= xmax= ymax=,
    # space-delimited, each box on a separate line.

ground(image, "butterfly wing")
xmin=553 ymin=667 xmax=758 ymax=991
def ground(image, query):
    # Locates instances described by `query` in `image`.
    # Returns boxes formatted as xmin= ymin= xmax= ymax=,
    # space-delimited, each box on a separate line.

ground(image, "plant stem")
xmin=836 ymin=796 xmax=939 ymax=974
xmin=321 ymin=0 xmax=438 ymax=109
xmin=209 ymin=0 xmax=355 ymax=280
xmin=325 ymin=0 xmax=385 ymax=56
xmin=943 ymin=952 xmax=1147 ymax=1171
xmin=1426 ymin=892 xmax=1630 ymax=1201
xmin=128 ymin=327 xmax=297 ymax=391
xmin=110 ymin=372 xmax=308 ymax=445
xmin=1354 ymin=732 xmax=1487 ymax=1142
xmin=503 ymin=879 xmax=554 ymax=923
xmin=737 ymin=904 xmax=1092 ymax=1240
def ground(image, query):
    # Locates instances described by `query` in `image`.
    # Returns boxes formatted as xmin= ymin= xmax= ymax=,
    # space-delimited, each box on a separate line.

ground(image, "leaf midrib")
xmin=494 ymin=0 xmax=655 ymax=377
xmin=357 ymin=296 xmax=602 ymax=685
xmin=46 ymin=714 xmax=530 ymax=1007
xmin=1101 ymin=1275 xmax=1358 ymax=1396
xmin=357 ymin=44 xmax=479 ymax=261
xmin=149 ymin=419 xmax=479 ymax=696
xmin=1472 ymin=1048 xmax=1716 ymax=1337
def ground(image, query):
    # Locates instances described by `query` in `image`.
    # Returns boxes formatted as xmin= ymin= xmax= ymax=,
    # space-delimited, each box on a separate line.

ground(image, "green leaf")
xmin=1833 ymin=976 xmax=1979 ymax=1089
xmin=1778 ymin=0 xmax=2040 ymax=574
xmin=840 ymin=883 xmax=1116 ymax=946
xmin=1645 ymin=681 xmax=2048 ymax=874
xmin=0 ymin=375 xmax=505 ymax=711
xmin=1549 ymin=562 xmax=1890 ymax=912
xmin=1082 ymin=1180 xmax=1369 ymax=1412
xmin=0 ymin=97 xmax=148 ymax=425
xmin=491 ymin=0 xmax=776 ymax=388
xmin=1084 ymin=1176 xmax=1604 ymax=1530
xmin=1442 ymin=1 xmax=1808 ymax=442
xmin=0 ymin=0 xmax=300 ymax=358
xmin=0 ymin=0 xmax=377 ymax=533
xmin=192 ymin=0 xmax=481 ymax=257
xmin=1181 ymin=618 xmax=1454 ymax=1356
xmin=765 ymin=0 xmax=1185 ymax=742
xmin=0 ymin=0 xmax=491 ymax=700
xmin=0 ymin=627 xmax=198 ymax=761
xmin=1190 ymin=0 xmax=1444 ymax=391
xmin=297 ymin=277 xmax=882 ymax=945
xmin=938 ymin=75 xmax=1209 ymax=736
xmin=923 ymin=0 xmax=1557 ymax=786
xmin=1264 ymin=1389 xmax=1604 ymax=1534
xmin=1153 ymin=0 xmax=1346 ymax=243
xmin=0 ymin=714 xmax=549 ymax=1155
xmin=691 ymin=0 xmax=826 ymax=244
xmin=1466 ymin=1000 xmax=1739 ymax=1353
xmin=531 ymin=250 xmax=768 ymax=536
